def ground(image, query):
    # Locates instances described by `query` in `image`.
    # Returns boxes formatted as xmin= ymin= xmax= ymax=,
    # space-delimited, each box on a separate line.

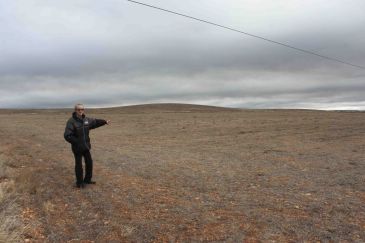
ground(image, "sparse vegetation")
xmin=0 ymin=104 xmax=364 ymax=242
xmin=0 ymin=155 xmax=24 ymax=242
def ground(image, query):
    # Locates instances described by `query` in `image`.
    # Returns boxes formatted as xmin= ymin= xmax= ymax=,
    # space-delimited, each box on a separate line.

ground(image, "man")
xmin=64 ymin=104 xmax=110 ymax=188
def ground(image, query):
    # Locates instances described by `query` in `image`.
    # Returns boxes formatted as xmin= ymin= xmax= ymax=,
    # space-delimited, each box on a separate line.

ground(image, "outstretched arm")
xmin=89 ymin=118 xmax=109 ymax=130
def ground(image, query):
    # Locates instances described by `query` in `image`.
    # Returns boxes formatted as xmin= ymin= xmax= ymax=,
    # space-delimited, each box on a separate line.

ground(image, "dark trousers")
xmin=73 ymin=150 xmax=93 ymax=184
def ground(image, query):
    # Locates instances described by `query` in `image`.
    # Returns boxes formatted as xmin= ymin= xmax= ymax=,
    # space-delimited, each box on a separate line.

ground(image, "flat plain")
xmin=0 ymin=104 xmax=364 ymax=242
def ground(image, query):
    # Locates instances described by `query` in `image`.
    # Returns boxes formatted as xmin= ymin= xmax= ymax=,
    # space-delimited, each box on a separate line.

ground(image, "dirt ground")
xmin=0 ymin=104 xmax=364 ymax=242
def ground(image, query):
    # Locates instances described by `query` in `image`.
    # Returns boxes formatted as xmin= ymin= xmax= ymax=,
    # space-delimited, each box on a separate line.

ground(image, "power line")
xmin=126 ymin=0 xmax=365 ymax=70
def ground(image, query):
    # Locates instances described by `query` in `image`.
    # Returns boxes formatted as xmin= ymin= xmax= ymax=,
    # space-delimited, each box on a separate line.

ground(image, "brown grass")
xmin=0 ymin=104 xmax=364 ymax=242
xmin=0 ymin=154 xmax=24 ymax=242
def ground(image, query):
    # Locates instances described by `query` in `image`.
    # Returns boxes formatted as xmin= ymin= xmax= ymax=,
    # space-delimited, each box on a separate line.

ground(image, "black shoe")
xmin=84 ymin=181 xmax=96 ymax=184
xmin=76 ymin=183 xmax=85 ymax=188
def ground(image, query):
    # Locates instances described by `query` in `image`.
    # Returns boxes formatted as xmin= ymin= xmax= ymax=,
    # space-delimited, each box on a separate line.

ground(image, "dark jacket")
xmin=64 ymin=112 xmax=107 ymax=153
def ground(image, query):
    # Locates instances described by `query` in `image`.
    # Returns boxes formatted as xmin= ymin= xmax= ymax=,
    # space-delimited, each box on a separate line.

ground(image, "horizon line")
xmin=0 ymin=102 xmax=364 ymax=112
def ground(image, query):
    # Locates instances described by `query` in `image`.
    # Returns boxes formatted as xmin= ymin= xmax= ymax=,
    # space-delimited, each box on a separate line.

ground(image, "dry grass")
xmin=0 ymin=104 xmax=364 ymax=242
xmin=0 ymin=155 xmax=23 ymax=243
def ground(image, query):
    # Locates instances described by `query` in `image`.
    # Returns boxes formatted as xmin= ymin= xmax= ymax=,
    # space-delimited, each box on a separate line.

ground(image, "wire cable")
xmin=126 ymin=0 xmax=365 ymax=70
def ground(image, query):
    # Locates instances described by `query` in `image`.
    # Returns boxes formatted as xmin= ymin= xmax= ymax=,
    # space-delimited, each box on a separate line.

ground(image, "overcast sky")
xmin=1 ymin=0 xmax=364 ymax=109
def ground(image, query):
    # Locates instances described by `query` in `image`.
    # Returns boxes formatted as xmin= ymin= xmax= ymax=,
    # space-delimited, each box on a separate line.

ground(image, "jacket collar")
xmin=72 ymin=112 xmax=85 ymax=122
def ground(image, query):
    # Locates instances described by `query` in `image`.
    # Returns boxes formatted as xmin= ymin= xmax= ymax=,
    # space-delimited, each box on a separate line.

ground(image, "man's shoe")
xmin=84 ymin=181 xmax=96 ymax=184
xmin=76 ymin=183 xmax=85 ymax=188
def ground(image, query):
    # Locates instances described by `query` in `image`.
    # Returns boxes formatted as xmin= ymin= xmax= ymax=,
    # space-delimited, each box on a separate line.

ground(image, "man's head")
xmin=74 ymin=103 xmax=85 ymax=117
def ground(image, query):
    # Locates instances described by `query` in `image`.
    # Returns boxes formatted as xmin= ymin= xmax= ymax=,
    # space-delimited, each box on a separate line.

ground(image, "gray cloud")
xmin=0 ymin=0 xmax=365 ymax=109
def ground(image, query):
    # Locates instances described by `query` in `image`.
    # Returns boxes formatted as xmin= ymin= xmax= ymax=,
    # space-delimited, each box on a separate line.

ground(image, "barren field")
xmin=0 ymin=104 xmax=364 ymax=242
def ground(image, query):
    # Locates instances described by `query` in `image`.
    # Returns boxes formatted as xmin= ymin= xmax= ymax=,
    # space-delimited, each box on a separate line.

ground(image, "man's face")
xmin=75 ymin=105 xmax=85 ymax=116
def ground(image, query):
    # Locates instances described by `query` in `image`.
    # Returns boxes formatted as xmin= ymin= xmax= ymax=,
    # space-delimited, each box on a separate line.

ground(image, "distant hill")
xmin=97 ymin=103 xmax=241 ymax=114
xmin=0 ymin=103 xmax=241 ymax=114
